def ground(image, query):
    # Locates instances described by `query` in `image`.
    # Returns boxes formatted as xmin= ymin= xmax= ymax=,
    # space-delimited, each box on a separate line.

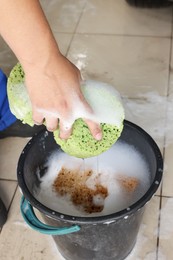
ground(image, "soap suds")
xmin=35 ymin=141 xmax=150 ymax=217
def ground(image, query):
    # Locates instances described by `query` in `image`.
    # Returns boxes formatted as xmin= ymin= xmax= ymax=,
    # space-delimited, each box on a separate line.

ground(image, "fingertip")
xmin=94 ymin=132 xmax=102 ymax=141
xmin=59 ymin=129 xmax=72 ymax=139
xmin=59 ymin=131 xmax=71 ymax=140
xmin=45 ymin=117 xmax=58 ymax=132
xmin=84 ymin=119 xmax=102 ymax=141
xmin=59 ymin=122 xmax=72 ymax=140
xmin=47 ymin=127 xmax=55 ymax=132
xmin=32 ymin=111 xmax=44 ymax=126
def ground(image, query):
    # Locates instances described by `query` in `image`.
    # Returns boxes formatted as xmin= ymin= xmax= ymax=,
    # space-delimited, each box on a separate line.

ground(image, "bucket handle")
xmin=20 ymin=196 xmax=80 ymax=235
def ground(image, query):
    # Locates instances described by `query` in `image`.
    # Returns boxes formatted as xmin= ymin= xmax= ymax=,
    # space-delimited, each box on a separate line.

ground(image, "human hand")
xmin=0 ymin=0 xmax=102 ymax=140
xmin=24 ymin=54 xmax=102 ymax=140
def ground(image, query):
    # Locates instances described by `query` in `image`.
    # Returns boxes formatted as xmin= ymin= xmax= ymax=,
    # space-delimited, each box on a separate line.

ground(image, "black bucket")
xmin=17 ymin=120 xmax=163 ymax=260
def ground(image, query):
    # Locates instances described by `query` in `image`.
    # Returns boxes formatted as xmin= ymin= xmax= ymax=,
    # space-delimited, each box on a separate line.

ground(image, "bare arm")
xmin=0 ymin=0 xmax=102 ymax=140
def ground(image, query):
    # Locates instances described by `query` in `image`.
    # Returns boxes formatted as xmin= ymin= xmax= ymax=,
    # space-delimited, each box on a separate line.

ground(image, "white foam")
xmin=35 ymin=141 xmax=150 ymax=217
xmin=79 ymin=80 xmax=124 ymax=127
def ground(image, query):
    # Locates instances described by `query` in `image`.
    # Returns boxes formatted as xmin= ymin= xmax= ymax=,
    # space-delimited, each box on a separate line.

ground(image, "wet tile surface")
xmin=0 ymin=0 xmax=173 ymax=259
xmin=77 ymin=0 xmax=172 ymax=37
xmin=127 ymin=196 xmax=160 ymax=260
xmin=41 ymin=0 xmax=86 ymax=33
xmin=67 ymin=34 xmax=170 ymax=97
xmin=0 ymin=189 xmax=64 ymax=260
xmin=158 ymin=197 xmax=173 ymax=260
xmin=0 ymin=180 xmax=17 ymax=210
xmin=0 ymin=137 xmax=29 ymax=181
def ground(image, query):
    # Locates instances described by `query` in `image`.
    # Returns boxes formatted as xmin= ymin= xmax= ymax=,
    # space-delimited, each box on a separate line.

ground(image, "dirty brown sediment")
xmin=53 ymin=167 xmax=108 ymax=213
xmin=53 ymin=167 xmax=140 ymax=214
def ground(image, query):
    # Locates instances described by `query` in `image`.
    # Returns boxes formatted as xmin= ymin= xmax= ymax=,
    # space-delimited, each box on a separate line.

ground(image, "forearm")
xmin=0 ymin=0 xmax=102 ymax=139
xmin=0 ymin=0 xmax=60 ymax=71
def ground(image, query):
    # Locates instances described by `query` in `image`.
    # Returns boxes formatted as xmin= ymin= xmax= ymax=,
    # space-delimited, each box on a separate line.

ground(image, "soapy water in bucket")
xmin=34 ymin=141 xmax=151 ymax=217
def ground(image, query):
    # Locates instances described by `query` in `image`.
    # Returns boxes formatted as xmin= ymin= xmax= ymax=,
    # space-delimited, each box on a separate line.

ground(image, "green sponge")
xmin=54 ymin=119 xmax=123 ymax=158
xmin=7 ymin=63 xmax=124 ymax=158
xmin=7 ymin=63 xmax=34 ymax=126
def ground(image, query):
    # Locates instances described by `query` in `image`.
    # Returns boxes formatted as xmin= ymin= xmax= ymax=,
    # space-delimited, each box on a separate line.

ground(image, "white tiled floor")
xmin=0 ymin=0 xmax=173 ymax=259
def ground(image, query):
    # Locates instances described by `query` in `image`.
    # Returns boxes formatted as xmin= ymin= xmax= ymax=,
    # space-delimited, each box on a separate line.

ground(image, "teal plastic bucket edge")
xmin=20 ymin=195 xmax=80 ymax=235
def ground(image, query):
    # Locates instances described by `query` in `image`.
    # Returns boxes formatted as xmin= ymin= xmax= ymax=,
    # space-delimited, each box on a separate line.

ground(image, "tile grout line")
xmin=65 ymin=0 xmax=87 ymax=57
xmin=122 ymin=95 xmax=167 ymax=101
xmin=53 ymin=31 xmax=172 ymax=39
xmin=76 ymin=33 xmax=171 ymax=39
xmin=7 ymin=184 xmax=18 ymax=213
xmin=155 ymin=194 xmax=173 ymax=198
xmin=167 ymin=11 xmax=173 ymax=96
xmin=156 ymin=191 xmax=163 ymax=260
xmin=156 ymin=6 xmax=173 ymax=260
xmin=0 ymin=184 xmax=18 ymax=235
xmin=0 ymin=178 xmax=17 ymax=182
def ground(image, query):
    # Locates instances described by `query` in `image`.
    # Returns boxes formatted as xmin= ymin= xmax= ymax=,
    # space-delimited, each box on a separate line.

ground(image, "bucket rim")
xmin=17 ymin=120 xmax=163 ymax=224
